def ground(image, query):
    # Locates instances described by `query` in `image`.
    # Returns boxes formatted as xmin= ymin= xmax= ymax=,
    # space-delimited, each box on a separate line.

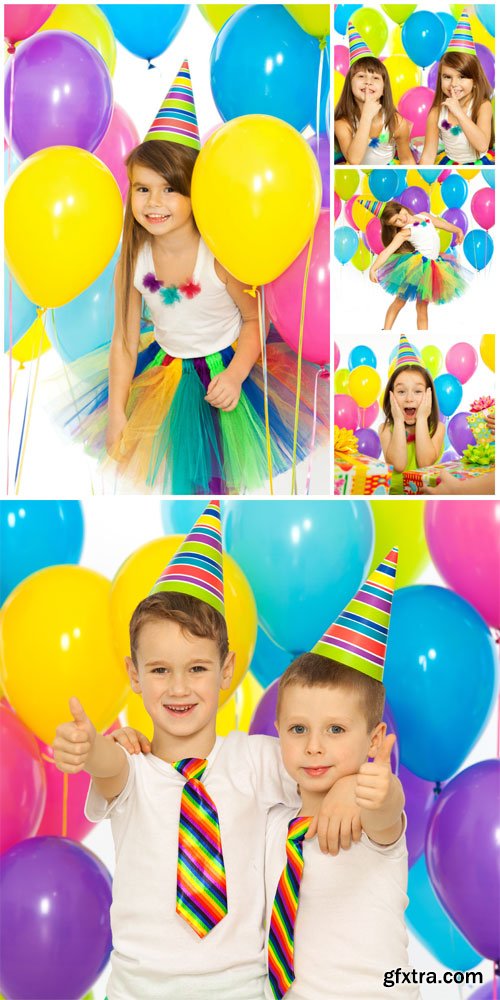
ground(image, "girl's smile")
xmin=351 ymin=70 xmax=384 ymax=103
xmin=130 ymin=164 xmax=194 ymax=237
xmin=440 ymin=66 xmax=473 ymax=103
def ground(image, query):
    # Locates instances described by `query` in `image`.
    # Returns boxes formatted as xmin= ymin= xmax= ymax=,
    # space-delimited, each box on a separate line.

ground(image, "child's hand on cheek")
xmin=355 ymin=734 xmax=396 ymax=811
xmin=418 ymin=387 xmax=433 ymax=422
xmin=306 ymin=774 xmax=362 ymax=856
xmin=390 ymin=391 xmax=404 ymax=425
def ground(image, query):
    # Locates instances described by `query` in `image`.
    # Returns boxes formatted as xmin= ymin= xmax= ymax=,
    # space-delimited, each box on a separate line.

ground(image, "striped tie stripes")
xmin=173 ymin=757 xmax=227 ymax=937
xmin=268 ymin=816 xmax=311 ymax=999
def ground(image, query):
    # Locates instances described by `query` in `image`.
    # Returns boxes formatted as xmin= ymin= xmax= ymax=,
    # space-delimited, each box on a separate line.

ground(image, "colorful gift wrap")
xmin=467 ymin=397 xmax=495 ymax=446
xmin=403 ymin=459 xmax=495 ymax=495
xmin=334 ymin=452 xmax=392 ymax=495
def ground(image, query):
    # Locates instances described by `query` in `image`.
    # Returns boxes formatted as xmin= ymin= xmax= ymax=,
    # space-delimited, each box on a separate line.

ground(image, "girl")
xmin=420 ymin=9 xmax=494 ymax=166
xmin=54 ymin=62 xmax=327 ymax=495
xmin=362 ymin=198 xmax=469 ymax=330
xmin=379 ymin=336 xmax=445 ymax=495
xmin=334 ymin=22 xmax=415 ymax=165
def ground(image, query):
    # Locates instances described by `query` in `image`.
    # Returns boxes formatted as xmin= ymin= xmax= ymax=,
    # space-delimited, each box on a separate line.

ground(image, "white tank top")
xmin=438 ymin=101 xmax=487 ymax=163
xmin=406 ymin=215 xmax=440 ymax=260
xmin=353 ymin=116 xmax=396 ymax=165
xmin=133 ymin=237 xmax=242 ymax=358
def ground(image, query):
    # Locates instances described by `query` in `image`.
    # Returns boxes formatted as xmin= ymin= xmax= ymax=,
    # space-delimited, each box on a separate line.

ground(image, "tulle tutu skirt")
xmin=436 ymin=149 xmax=495 ymax=166
xmin=49 ymin=332 xmax=328 ymax=495
xmin=377 ymin=251 xmax=471 ymax=304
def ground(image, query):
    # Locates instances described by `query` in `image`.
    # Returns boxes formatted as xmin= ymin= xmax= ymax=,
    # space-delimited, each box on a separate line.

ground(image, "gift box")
xmin=467 ymin=396 xmax=495 ymax=446
xmin=403 ymin=459 xmax=495 ymax=495
xmin=334 ymin=426 xmax=392 ymax=495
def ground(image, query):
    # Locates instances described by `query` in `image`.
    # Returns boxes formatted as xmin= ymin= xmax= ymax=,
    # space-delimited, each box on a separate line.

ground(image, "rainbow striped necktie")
xmin=268 ymin=816 xmax=311 ymax=999
xmin=173 ymin=757 xmax=227 ymax=937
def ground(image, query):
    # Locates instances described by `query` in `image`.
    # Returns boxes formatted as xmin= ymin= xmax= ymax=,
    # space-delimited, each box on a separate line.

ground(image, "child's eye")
xmin=152 ymin=667 xmax=166 ymax=674
xmin=290 ymin=725 xmax=306 ymax=735
xmin=190 ymin=665 xmax=207 ymax=673
xmin=328 ymin=725 xmax=344 ymax=735
xmin=165 ymin=186 xmax=174 ymax=193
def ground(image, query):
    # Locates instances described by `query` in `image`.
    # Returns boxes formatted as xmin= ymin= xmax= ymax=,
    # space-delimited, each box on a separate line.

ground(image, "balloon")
xmin=0 ymin=501 xmax=84 ymax=605
xmin=215 ymin=671 xmax=263 ymax=737
xmin=401 ymin=11 xmax=446 ymax=68
xmin=93 ymin=104 xmax=140 ymax=202
xmin=307 ymin=134 xmax=330 ymax=210
xmin=0 ymin=566 xmax=129 ymax=745
xmin=426 ymin=760 xmax=500 ymax=960
xmin=348 ymin=365 xmax=381 ymax=408
xmin=359 ymin=400 xmax=379 ymax=427
xmin=10 ymin=317 xmax=51 ymax=365
xmin=469 ymin=13 xmax=495 ymax=52
xmin=398 ymin=86 xmax=434 ymax=139
xmin=198 ymin=4 xmax=243 ymax=31
xmin=463 ymin=229 xmax=494 ymax=271
xmin=5 ymin=32 xmax=113 ymax=159
xmin=334 ymin=169 xmax=359 ymax=201
xmin=434 ymin=373 xmax=463 ymax=416
xmin=333 ymin=342 xmax=340 ymax=372
xmin=351 ymin=238 xmax=371 ymax=271
xmin=3 ymin=269 xmax=37 ymax=353
xmin=399 ymin=185 xmax=430 ymax=214
xmin=446 ymin=411 xmax=476 ymax=455
xmin=480 ymin=333 xmax=495 ymax=372
xmin=0 ymin=705 xmax=46 ymax=854
xmin=424 ymin=500 xmax=500 ymax=630
xmin=442 ymin=207 xmax=468 ymax=248
xmin=351 ymin=8 xmax=388 ymax=56
xmin=5 ymin=147 xmax=123 ymax=308
xmin=384 ymin=54 xmax=421 ymax=105
xmin=481 ymin=169 xmax=495 ymax=188
xmin=365 ymin=217 xmax=384 ymax=254
xmin=334 ymin=4 xmax=362 ymax=36
xmin=266 ymin=209 xmax=329 ymax=365
xmin=249 ymin=627 xmax=292 ymax=688
xmin=353 ymin=428 xmax=381 ymax=458
xmin=334 ymin=225 xmax=358 ymax=265
xmin=471 ymin=187 xmax=495 ymax=231
xmin=348 ymin=345 xmax=376 ymax=370
xmin=161 ymin=500 xmax=209 ymax=535
xmin=407 ymin=855 xmax=483 ymax=969
xmin=333 ymin=69 xmax=345 ymax=105
xmin=334 ymin=368 xmax=350 ymax=394
xmin=429 ymin=182 xmax=446 ymax=215
xmin=350 ymin=197 xmax=373 ymax=231
xmin=441 ymin=173 xmax=468 ymax=208
xmin=420 ymin=344 xmax=442 ymax=379
xmin=224 ymin=500 xmax=373 ymax=655
xmin=334 ymin=191 xmax=341 ymax=221
xmin=426 ymin=60 xmax=439 ymax=91
xmin=436 ymin=11 xmax=458 ymax=50
xmin=387 ymin=24 xmax=404 ymax=55
xmin=45 ymin=247 xmax=120 ymax=362
xmin=369 ymin=500 xmax=430 ymax=589
xmin=475 ymin=4 xmax=495 ymax=38
xmin=417 ymin=168 xmax=440 ymax=184
xmin=334 ymin=44 xmax=349 ymax=76
xmin=192 ymin=116 xmax=321 ymax=286
xmin=476 ymin=42 xmax=495 ymax=89
xmin=0 ymin=837 xmax=112 ymax=998
xmin=109 ymin=537 xmax=257 ymax=706
xmin=384 ymin=586 xmax=497 ymax=781
xmin=469 ymin=982 xmax=499 ymax=1000
xmin=438 ymin=229 xmax=452 ymax=253
xmin=284 ymin=5 xmax=330 ymax=38
xmin=344 ymin=195 xmax=360 ymax=231
xmin=98 ymin=4 xmax=188 ymax=61
xmin=399 ymin=765 xmax=436 ymax=869
xmin=381 ymin=5 xmax=416 ymax=25
xmin=4 ymin=5 xmax=55 ymax=44
xmin=38 ymin=4 xmax=116 ymax=75
xmin=368 ymin=169 xmax=399 ymax=201
xmin=445 ymin=342 xmax=478 ymax=384
xmin=249 ymin=679 xmax=279 ymax=736
xmin=335 ymin=393 xmax=361 ymax=430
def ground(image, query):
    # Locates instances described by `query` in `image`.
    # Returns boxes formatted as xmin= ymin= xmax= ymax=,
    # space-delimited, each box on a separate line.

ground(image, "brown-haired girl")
xmin=420 ymin=9 xmax=494 ymax=165
xmin=334 ymin=22 xmax=415 ymax=165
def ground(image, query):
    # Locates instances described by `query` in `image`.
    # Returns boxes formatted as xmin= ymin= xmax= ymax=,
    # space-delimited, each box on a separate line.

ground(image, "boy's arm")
xmin=355 ymin=735 xmax=405 ymax=845
xmin=306 ymin=774 xmax=362 ymax=855
xmin=53 ymin=698 xmax=130 ymax=801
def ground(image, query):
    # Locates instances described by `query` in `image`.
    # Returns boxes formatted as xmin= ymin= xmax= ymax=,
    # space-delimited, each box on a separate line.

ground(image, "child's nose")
xmin=305 ymin=735 xmax=324 ymax=755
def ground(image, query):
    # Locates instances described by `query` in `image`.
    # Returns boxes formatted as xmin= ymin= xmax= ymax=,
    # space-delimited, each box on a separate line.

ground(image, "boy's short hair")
xmin=276 ymin=652 xmax=385 ymax=732
xmin=129 ymin=591 xmax=229 ymax=666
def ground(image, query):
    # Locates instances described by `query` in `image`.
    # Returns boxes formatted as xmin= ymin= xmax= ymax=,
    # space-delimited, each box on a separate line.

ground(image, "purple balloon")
xmin=4 ymin=31 xmax=113 ymax=159
xmin=426 ymin=759 xmax=500 ymax=960
xmin=476 ymin=43 xmax=495 ymax=90
xmin=470 ymin=981 xmax=499 ymax=1000
xmin=307 ymin=133 xmax=330 ymax=210
xmin=440 ymin=447 xmax=458 ymax=463
xmin=399 ymin=185 xmax=430 ymax=214
xmin=447 ymin=410 xmax=476 ymax=455
xmin=354 ymin=427 xmax=381 ymax=459
xmin=442 ymin=207 xmax=468 ymax=248
xmin=0 ymin=836 xmax=112 ymax=999
xmin=427 ymin=61 xmax=439 ymax=91
xmin=399 ymin=764 xmax=437 ymax=869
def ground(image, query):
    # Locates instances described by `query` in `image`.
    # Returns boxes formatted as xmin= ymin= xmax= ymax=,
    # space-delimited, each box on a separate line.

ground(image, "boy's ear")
xmin=126 ymin=656 xmax=141 ymax=693
xmin=367 ymin=721 xmax=387 ymax=759
xmin=220 ymin=650 xmax=235 ymax=690
xmin=274 ymin=719 xmax=279 ymax=734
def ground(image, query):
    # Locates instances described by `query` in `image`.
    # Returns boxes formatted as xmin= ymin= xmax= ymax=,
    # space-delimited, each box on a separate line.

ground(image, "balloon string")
xmin=7 ymin=45 xmax=15 ymax=176
xmin=291 ymin=234 xmax=314 ymax=495
xmin=41 ymin=752 xmax=68 ymax=836
xmin=256 ymin=286 xmax=273 ymax=495
xmin=495 ymin=631 xmax=500 ymax=759
xmin=7 ymin=275 xmax=14 ymax=493
xmin=15 ymin=312 xmax=45 ymax=493
xmin=315 ymin=44 xmax=325 ymax=158
xmin=305 ymin=366 xmax=328 ymax=496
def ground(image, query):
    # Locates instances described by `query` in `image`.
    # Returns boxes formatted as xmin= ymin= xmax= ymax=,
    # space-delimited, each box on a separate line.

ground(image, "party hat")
xmin=394 ymin=333 xmax=422 ymax=370
xmin=347 ymin=20 xmax=373 ymax=65
xmin=312 ymin=548 xmax=398 ymax=682
xmin=357 ymin=198 xmax=386 ymax=219
xmin=446 ymin=8 xmax=476 ymax=55
xmin=144 ymin=59 xmax=200 ymax=150
xmin=150 ymin=500 xmax=224 ymax=616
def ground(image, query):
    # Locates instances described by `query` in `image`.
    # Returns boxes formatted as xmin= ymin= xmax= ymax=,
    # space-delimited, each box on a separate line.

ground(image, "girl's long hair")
xmin=380 ymin=200 xmax=416 ymax=254
xmin=431 ymin=52 xmax=494 ymax=145
xmin=334 ymin=57 xmax=399 ymax=139
xmin=382 ymin=364 xmax=439 ymax=436
xmin=118 ymin=141 xmax=199 ymax=337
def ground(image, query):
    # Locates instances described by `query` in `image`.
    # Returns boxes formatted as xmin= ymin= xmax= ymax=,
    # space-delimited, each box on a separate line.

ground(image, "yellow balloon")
xmin=420 ymin=344 xmax=443 ymax=379
xmin=334 ymin=69 xmax=345 ymax=105
xmin=460 ymin=168 xmax=479 ymax=180
xmin=38 ymin=5 xmax=116 ymax=75
xmin=0 ymin=567 xmax=129 ymax=745
xmin=351 ymin=198 xmax=372 ymax=230
xmin=348 ymin=365 xmax=381 ymax=408
xmin=215 ymin=670 xmax=263 ymax=736
xmin=429 ymin=184 xmax=445 ymax=215
xmin=10 ymin=316 xmax=51 ymax=364
xmin=110 ymin=537 xmax=257 ymax=708
xmin=284 ymin=5 xmax=330 ymax=38
xmin=198 ymin=5 xmax=243 ymax=31
xmin=5 ymin=147 xmax=123 ymax=308
xmin=406 ymin=168 xmax=427 ymax=188
xmin=388 ymin=24 xmax=404 ymax=55
xmin=334 ymin=169 xmax=359 ymax=201
xmin=383 ymin=55 xmax=421 ymax=105
xmin=125 ymin=690 xmax=153 ymax=741
xmin=351 ymin=238 xmax=371 ymax=271
xmin=334 ymin=367 xmax=350 ymax=393
xmin=480 ymin=333 xmax=495 ymax=372
xmin=469 ymin=14 xmax=495 ymax=52
xmin=191 ymin=116 xmax=321 ymax=286
xmin=360 ymin=173 xmax=372 ymax=197
xmin=439 ymin=229 xmax=452 ymax=253
xmin=369 ymin=499 xmax=430 ymax=589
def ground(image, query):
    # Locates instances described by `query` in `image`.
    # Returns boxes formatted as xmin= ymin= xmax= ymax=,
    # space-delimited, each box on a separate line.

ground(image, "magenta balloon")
xmin=249 ymin=678 xmax=279 ymax=736
xmin=334 ymin=44 xmax=349 ymax=76
xmin=334 ymin=341 xmax=340 ymax=371
xmin=4 ymin=4 xmax=55 ymax=44
xmin=94 ymin=103 xmax=140 ymax=202
xmin=344 ymin=195 xmax=360 ymax=231
xmin=445 ymin=341 xmax=478 ymax=384
xmin=307 ymin=133 xmax=330 ymax=210
xmin=365 ymin=217 xmax=384 ymax=254
xmin=0 ymin=704 xmax=46 ymax=854
xmin=426 ymin=760 xmax=500 ymax=960
xmin=399 ymin=185 xmax=430 ymax=214
xmin=476 ymin=42 xmax=495 ymax=89
xmin=442 ymin=207 xmax=468 ymax=247
xmin=399 ymin=763 xmax=437 ymax=869
xmin=470 ymin=187 xmax=495 ymax=231
xmin=424 ymin=499 xmax=500 ymax=629
xmin=334 ymin=393 xmax=360 ymax=430
xmin=437 ymin=169 xmax=452 ymax=182
xmin=334 ymin=190 xmax=341 ymax=221
xmin=398 ymin=86 xmax=434 ymax=139
xmin=427 ymin=60 xmax=439 ymax=91
xmin=353 ymin=427 xmax=381 ymax=458
xmin=266 ymin=209 xmax=330 ymax=365
xmin=4 ymin=31 xmax=113 ymax=159
xmin=446 ymin=410 xmax=476 ymax=455
xmin=360 ymin=400 xmax=379 ymax=427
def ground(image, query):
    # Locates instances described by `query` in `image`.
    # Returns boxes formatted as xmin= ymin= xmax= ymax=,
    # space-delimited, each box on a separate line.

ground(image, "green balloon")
xmin=381 ymin=4 xmax=417 ymax=25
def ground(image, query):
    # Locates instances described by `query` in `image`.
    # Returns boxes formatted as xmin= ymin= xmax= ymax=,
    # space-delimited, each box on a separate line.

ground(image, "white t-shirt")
xmin=264 ymin=806 xmax=421 ymax=1000
xmin=406 ymin=216 xmax=440 ymax=261
xmin=85 ymin=732 xmax=299 ymax=1000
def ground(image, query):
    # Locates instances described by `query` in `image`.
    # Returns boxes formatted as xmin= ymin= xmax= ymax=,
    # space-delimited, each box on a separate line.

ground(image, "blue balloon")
xmin=402 ymin=11 xmax=447 ymax=68
xmin=463 ymin=229 xmax=494 ymax=271
xmin=210 ymin=5 xmax=324 ymax=131
xmin=436 ymin=12 xmax=458 ymax=51
xmin=161 ymin=500 xmax=211 ymax=536
xmin=250 ymin=626 xmax=292 ymax=688
xmin=441 ymin=173 xmax=468 ymax=208
xmin=407 ymin=856 xmax=482 ymax=970
xmin=325 ymin=90 xmax=330 ymax=140
xmin=4 ymin=268 xmax=37 ymax=353
xmin=476 ymin=4 xmax=495 ymax=38
xmin=334 ymin=4 xmax=362 ymax=36
xmin=434 ymin=373 xmax=463 ymax=417
xmin=418 ymin=168 xmax=440 ymax=184
xmin=384 ymin=586 xmax=497 ymax=781
xmin=334 ymin=226 xmax=358 ymax=265
xmin=481 ymin=168 xmax=495 ymax=188
xmin=368 ymin=169 xmax=399 ymax=202
xmin=348 ymin=345 xmax=377 ymax=370
xmin=45 ymin=248 xmax=120 ymax=363
xmin=0 ymin=501 xmax=84 ymax=605
xmin=98 ymin=5 xmax=188 ymax=61
xmin=392 ymin=170 xmax=407 ymax=198
xmin=224 ymin=500 xmax=374 ymax=654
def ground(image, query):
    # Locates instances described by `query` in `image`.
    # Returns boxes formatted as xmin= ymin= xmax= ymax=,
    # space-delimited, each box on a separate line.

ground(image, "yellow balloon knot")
xmin=244 ymin=286 xmax=257 ymax=298
xmin=334 ymin=426 xmax=359 ymax=455
xmin=319 ymin=37 xmax=327 ymax=50
xmin=36 ymin=306 xmax=47 ymax=318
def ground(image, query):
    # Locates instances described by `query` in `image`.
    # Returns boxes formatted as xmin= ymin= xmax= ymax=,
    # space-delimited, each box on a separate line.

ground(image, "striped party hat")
xmin=347 ymin=20 xmax=373 ymax=65
xmin=312 ymin=548 xmax=399 ymax=682
xmin=150 ymin=500 xmax=224 ymax=616
xmin=357 ymin=198 xmax=386 ymax=219
xmin=394 ymin=333 xmax=422 ymax=370
xmin=446 ymin=9 xmax=476 ymax=55
xmin=144 ymin=59 xmax=200 ymax=150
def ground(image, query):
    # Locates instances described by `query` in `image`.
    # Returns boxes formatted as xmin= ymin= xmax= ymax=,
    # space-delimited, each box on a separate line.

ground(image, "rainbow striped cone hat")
xmin=447 ymin=8 xmax=476 ymax=55
xmin=144 ymin=58 xmax=200 ymax=150
xmin=394 ymin=333 xmax=422 ymax=371
xmin=312 ymin=548 xmax=399 ymax=682
xmin=357 ymin=198 xmax=386 ymax=219
xmin=347 ymin=20 xmax=373 ymax=65
xmin=150 ymin=500 xmax=224 ymax=616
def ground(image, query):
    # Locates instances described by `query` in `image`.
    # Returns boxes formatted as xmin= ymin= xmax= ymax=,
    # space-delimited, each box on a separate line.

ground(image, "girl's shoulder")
xmin=334 ymin=116 xmax=353 ymax=134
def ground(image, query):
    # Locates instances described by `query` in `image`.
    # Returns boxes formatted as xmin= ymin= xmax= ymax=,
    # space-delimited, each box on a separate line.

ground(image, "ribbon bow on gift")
xmin=334 ymin=426 xmax=359 ymax=455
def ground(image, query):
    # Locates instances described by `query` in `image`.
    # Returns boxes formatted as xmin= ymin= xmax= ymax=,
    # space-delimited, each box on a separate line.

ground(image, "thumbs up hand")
xmin=53 ymin=698 xmax=97 ymax=774
xmin=355 ymin=733 xmax=396 ymax=812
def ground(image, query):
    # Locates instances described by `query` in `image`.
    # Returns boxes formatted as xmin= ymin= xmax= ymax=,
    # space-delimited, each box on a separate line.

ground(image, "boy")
xmin=265 ymin=548 xmax=421 ymax=999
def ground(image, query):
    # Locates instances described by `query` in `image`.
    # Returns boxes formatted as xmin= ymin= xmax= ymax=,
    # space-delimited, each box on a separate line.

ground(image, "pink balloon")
xmin=334 ymin=342 xmax=340 ymax=371
xmin=398 ymin=86 xmax=434 ymax=139
xmin=334 ymin=44 xmax=349 ymax=77
xmin=94 ymin=103 xmax=140 ymax=202
xmin=0 ymin=703 xmax=46 ymax=853
xmin=266 ymin=210 xmax=330 ymax=366
xmin=360 ymin=400 xmax=379 ymax=427
xmin=445 ymin=342 xmax=478 ymax=384
xmin=424 ymin=501 xmax=500 ymax=630
xmin=365 ymin=217 xmax=384 ymax=254
xmin=438 ymin=169 xmax=452 ymax=183
xmin=470 ymin=188 xmax=495 ymax=231
xmin=334 ymin=190 xmax=341 ymax=221
xmin=344 ymin=195 xmax=360 ymax=231
xmin=202 ymin=123 xmax=223 ymax=144
xmin=4 ymin=4 xmax=55 ymax=45
xmin=334 ymin=393 xmax=360 ymax=431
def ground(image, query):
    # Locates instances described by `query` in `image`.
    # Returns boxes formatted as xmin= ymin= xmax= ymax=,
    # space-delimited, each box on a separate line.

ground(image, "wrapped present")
xmin=403 ymin=459 xmax=495 ymax=495
xmin=467 ymin=396 xmax=495 ymax=445
xmin=333 ymin=431 xmax=391 ymax=496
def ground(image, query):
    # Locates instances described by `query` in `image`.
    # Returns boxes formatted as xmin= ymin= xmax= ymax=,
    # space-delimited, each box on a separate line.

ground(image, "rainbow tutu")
xmin=49 ymin=332 xmax=329 ymax=495
xmin=436 ymin=149 xmax=495 ymax=166
xmin=377 ymin=251 xmax=471 ymax=304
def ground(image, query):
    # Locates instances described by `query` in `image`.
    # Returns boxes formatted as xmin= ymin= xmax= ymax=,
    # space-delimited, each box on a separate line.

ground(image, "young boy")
xmin=265 ymin=548 xmax=421 ymax=999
